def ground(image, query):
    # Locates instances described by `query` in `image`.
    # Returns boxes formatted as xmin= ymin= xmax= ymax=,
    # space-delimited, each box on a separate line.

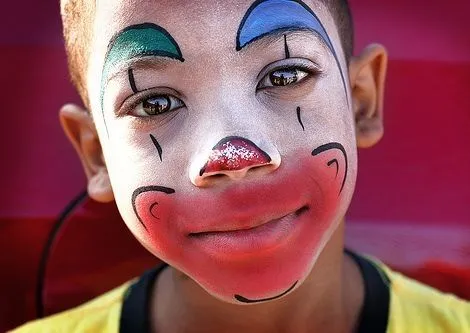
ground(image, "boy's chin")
xmin=143 ymin=211 xmax=342 ymax=306
xmin=198 ymin=232 xmax=336 ymax=306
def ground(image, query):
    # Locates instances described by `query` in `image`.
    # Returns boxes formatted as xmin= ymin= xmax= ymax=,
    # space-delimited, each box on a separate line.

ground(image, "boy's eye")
xmin=258 ymin=68 xmax=309 ymax=89
xmin=132 ymin=95 xmax=184 ymax=117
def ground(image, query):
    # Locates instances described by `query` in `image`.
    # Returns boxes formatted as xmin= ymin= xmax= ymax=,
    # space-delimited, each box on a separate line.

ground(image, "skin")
xmin=60 ymin=0 xmax=387 ymax=332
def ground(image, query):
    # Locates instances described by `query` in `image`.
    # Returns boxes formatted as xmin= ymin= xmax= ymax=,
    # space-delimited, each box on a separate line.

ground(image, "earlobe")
xmin=59 ymin=104 xmax=114 ymax=203
xmin=349 ymin=44 xmax=388 ymax=148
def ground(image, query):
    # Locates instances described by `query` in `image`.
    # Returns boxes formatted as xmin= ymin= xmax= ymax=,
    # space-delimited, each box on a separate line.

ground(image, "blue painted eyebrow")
xmin=236 ymin=0 xmax=349 ymax=106
xmin=236 ymin=0 xmax=334 ymax=53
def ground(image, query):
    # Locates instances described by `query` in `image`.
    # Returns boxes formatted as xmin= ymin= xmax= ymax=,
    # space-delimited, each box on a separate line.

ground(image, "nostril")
xmin=208 ymin=174 xmax=226 ymax=180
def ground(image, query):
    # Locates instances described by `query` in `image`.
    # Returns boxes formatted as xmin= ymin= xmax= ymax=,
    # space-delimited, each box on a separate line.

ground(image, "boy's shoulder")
xmin=10 ymin=279 xmax=134 ymax=333
xmin=9 ymin=257 xmax=470 ymax=333
xmin=371 ymin=258 xmax=470 ymax=333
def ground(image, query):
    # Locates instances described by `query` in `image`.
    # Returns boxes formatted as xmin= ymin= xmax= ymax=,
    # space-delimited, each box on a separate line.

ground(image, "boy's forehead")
xmin=93 ymin=0 xmax=337 ymax=47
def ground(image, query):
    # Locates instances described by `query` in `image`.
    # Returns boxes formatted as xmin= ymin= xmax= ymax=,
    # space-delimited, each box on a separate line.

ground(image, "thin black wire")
xmin=35 ymin=189 xmax=88 ymax=318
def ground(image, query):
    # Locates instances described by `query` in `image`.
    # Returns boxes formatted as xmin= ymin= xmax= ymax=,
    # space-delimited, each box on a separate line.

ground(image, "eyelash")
xmin=257 ymin=64 xmax=317 ymax=90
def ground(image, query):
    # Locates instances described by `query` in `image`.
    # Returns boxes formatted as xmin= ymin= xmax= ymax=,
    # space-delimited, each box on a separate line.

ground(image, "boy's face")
xmin=75 ymin=0 xmax=383 ymax=304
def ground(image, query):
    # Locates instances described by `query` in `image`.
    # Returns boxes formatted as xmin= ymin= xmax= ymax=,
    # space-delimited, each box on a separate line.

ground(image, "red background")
xmin=1 ymin=0 xmax=469 ymax=331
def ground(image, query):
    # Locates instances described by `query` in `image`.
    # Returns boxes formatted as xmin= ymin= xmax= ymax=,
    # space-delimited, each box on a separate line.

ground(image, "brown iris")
xmin=143 ymin=96 xmax=171 ymax=115
xmin=269 ymin=69 xmax=298 ymax=86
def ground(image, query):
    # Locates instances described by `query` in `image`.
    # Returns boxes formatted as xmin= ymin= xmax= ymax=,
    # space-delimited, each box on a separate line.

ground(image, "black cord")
xmin=35 ymin=189 xmax=89 ymax=318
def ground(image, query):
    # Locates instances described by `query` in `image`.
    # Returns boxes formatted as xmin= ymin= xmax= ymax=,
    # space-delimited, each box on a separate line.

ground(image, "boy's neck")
xmin=150 ymin=222 xmax=364 ymax=333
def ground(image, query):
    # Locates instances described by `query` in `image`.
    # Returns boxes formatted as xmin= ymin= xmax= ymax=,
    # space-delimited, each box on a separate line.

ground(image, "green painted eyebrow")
xmin=100 ymin=23 xmax=184 ymax=133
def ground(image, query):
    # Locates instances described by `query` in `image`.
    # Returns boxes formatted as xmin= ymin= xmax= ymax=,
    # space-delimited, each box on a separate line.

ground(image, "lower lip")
xmin=188 ymin=206 xmax=309 ymax=259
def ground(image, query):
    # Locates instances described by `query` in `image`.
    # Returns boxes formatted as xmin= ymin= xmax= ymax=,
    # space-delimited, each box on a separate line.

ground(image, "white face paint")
xmin=89 ymin=0 xmax=357 ymax=304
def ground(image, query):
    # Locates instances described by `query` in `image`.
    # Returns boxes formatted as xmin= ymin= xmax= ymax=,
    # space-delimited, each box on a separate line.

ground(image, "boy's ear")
xmin=349 ymin=44 xmax=388 ymax=148
xmin=59 ymin=104 xmax=114 ymax=203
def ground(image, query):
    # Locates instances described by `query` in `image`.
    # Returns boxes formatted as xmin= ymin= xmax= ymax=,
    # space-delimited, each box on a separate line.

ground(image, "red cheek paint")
xmin=312 ymin=142 xmax=348 ymax=194
xmin=200 ymin=136 xmax=271 ymax=176
xmin=132 ymin=143 xmax=349 ymax=303
xmin=132 ymin=186 xmax=175 ymax=232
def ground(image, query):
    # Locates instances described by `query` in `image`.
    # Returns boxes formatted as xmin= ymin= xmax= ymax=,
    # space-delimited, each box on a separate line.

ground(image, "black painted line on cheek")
xmin=296 ymin=107 xmax=305 ymax=131
xmin=284 ymin=34 xmax=290 ymax=59
xmin=128 ymin=68 xmax=139 ymax=93
xmin=234 ymin=281 xmax=298 ymax=304
xmin=150 ymin=134 xmax=163 ymax=162
xmin=327 ymin=159 xmax=339 ymax=177
xmin=311 ymin=142 xmax=348 ymax=194
xmin=149 ymin=202 xmax=160 ymax=219
xmin=131 ymin=185 xmax=176 ymax=231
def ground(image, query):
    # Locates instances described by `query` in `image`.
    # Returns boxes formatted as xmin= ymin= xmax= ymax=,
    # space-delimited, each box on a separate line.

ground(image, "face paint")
xmin=283 ymin=34 xmax=291 ymax=59
xmin=237 ymin=0 xmax=333 ymax=51
xmin=199 ymin=136 xmax=272 ymax=177
xmin=127 ymin=68 xmax=139 ymax=93
xmin=312 ymin=142 xmax=348 ymax=194
xmin=236 ymin=0 xmax=348 ymax=101
xmin=132 ymin=140 xmax=348 ymax=303
xmin=94 ymin=0 xmax=355 ymax=306
xmin=150 ymin=134 xmax=163 ymax=162
xmin=100 ymin=23 xmax=184 ymax=134
xmin=235 ymin=281 xmax=298 ymax=303
xmin=132 ymin=186 xmax=176 ymax=231
xmin=296 ymin=106 xmax=305 ymax=131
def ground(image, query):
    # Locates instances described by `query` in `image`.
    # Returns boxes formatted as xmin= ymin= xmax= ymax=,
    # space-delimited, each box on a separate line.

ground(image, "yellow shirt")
xmin=11 ymin=254 xmax=470 ymax=333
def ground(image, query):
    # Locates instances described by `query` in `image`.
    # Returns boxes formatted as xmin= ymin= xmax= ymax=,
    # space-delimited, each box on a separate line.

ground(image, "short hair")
xmin=61 ymin=0 xmax=353 ymax=108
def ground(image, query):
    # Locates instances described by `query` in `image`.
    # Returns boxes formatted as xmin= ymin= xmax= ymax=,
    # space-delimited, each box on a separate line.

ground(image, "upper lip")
xmin=178 ymin=160 xmax=317 ymax=237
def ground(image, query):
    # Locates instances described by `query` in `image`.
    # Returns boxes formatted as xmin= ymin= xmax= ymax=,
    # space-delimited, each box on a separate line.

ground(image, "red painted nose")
xmin=199 ymin=136 xmax=271 ymax=176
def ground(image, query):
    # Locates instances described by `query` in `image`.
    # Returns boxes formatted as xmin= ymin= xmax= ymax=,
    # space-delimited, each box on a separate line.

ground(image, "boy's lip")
xmin=188 ymin=205 xmax=309 ymax=236
xmin=186 ymin=205 xmax=310 ymax=258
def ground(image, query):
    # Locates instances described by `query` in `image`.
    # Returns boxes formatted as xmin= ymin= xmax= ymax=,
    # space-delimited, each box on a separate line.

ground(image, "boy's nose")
xmin=190 ymin=136 xmax=281 ymax=187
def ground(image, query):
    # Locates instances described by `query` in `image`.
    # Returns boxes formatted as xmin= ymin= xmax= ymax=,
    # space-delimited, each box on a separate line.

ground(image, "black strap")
xmin=120 ymin=264 xmax=168 ymax=333
xmin=121 ymin=251 xmax=391 ymax=333
xmin=345 ymin=249 xmax=391 ymax=333
xmin=36 ymin=189 xmax=88 ymax=318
